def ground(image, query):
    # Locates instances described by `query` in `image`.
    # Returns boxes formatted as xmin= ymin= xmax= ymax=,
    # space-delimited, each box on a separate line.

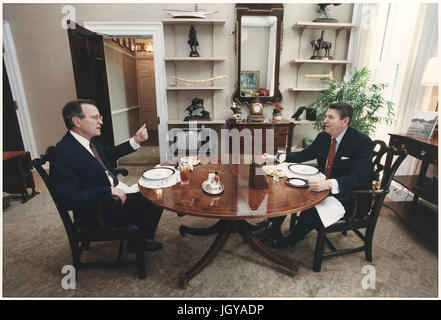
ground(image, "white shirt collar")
xmin=334 ymin=127 xmax=348 ymax=148
xmin=69 ymin=130 xmax=94 ymax=155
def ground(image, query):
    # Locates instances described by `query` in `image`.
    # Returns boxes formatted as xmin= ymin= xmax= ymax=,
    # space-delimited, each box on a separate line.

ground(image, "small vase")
xmin=272 ymin=113 xmax=282 ymax=121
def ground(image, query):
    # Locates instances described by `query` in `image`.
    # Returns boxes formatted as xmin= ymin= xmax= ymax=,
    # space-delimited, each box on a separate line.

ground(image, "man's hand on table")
xmin=307 ymin=178 xmax=331 ymax=192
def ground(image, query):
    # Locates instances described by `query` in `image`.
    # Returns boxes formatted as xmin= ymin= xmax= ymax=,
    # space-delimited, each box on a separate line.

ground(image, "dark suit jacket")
xmin=49 ymin=132 xmax=136 ymax=228
xmin=285 ymin=126 xmax=373 ymax=217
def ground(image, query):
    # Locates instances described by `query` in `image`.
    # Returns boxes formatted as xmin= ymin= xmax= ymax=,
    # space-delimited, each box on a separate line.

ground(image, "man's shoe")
xmin=127 ymin=239 xmax=163 ymax=253
xmin=257 ymin=232 xmax=284 ymax=249
xmin=278 ymin=235 xmax=297 ymax=248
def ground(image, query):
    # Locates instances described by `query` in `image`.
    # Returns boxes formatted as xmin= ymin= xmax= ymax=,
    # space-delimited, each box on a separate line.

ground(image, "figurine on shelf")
xmin=310 ymin=30 xmax=324 ymax=59
xmin=188 ymin=25 xmax=200 ymax=57
xmin=314 ymin=3 xmax=341 ymax=23
xmin=292 ymin=106 xmax=306 ymax=121
xmin=184 ymin=98 xmax=211 ymax=121
xmin=311 ymin=30 xmax=332 ymax=60
xmin=321 ymin=40 xmax=332 ymax=59
xmin=230 ymin=99 xmax=244 ymax=122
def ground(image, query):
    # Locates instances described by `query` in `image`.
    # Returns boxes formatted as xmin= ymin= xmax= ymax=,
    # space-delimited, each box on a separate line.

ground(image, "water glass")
xmin=277 ymin=147 xmax=286 ymax=163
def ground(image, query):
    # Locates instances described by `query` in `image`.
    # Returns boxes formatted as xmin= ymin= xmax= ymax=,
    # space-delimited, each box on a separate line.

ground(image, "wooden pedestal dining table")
xmin=139 ymin=162 xmax=328 ymax=288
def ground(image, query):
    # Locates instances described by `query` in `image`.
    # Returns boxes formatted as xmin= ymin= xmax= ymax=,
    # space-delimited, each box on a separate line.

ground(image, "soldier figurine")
xmin=188 ymin=25 xmax=200 ymax=57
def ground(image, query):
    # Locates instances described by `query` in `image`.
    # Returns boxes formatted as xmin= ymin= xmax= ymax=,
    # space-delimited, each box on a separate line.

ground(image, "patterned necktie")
xmin=325 ymin=138 xmax=336 ymax=179
xmin=89 ymin=142 xmax=119 ymax=187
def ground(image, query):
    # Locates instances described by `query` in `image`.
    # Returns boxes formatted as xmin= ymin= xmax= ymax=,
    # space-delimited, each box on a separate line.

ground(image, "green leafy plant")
xmin=308 ymin=67 xmax=394 ymax=137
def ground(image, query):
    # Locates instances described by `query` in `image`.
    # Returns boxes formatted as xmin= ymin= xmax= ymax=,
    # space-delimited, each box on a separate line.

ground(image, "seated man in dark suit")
xmin=260 ymin=102 xmax=373 ymax=248
xmin=50 ymin=99 xmax=163 ymax=252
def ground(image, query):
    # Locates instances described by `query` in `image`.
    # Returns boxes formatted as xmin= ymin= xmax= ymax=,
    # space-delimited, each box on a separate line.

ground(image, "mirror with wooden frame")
xmin=233 ymin=3 xmax=284 ymax=104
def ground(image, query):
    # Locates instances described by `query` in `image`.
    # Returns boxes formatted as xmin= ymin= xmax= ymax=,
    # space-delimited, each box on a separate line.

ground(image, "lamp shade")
xmin=421 ymin=57 xmax=440 ymax=86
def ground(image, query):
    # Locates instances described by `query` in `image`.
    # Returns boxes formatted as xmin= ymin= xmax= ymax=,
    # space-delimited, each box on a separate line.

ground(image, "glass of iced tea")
xmin=179 ymin=158 xmax=190 ymax=185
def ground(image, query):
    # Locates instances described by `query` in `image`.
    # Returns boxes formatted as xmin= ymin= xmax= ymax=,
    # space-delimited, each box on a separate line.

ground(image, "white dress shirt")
xmin=69 ymin=131 xmax=140 ymax=193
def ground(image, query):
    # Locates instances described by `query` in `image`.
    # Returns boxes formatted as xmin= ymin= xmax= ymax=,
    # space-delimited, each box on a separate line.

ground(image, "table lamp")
xmin=421 ymin=56 xmax=440 ymax=110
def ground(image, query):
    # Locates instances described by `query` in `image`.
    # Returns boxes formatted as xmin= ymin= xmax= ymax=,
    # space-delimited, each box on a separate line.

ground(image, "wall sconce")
xmin=145 ymin=43 xmax=153 ymax=52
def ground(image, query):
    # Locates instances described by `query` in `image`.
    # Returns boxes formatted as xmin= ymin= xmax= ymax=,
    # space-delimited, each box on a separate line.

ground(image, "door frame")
xmin=3 ymin=21 xmax=38 ymax=158
xmin=84 ymin=21 xmax=169 ymax=162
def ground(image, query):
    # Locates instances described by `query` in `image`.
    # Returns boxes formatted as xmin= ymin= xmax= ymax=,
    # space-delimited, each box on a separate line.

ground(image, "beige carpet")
xmin=118 ymin=146 xmax=160 ymax=165
xmin=2 ymin=166 xmax=438 ymax=298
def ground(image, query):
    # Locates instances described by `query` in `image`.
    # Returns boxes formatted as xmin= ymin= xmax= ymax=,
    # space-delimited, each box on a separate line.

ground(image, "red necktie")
xmin=89 ymin=142 xmax=119 ymax=187
xmin=325 ymin=138 xmax=336 ymax=179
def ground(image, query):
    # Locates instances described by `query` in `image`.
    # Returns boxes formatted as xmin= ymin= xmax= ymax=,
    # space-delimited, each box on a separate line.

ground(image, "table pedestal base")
xmin=179 ymin=220 xmax=297 ymax=289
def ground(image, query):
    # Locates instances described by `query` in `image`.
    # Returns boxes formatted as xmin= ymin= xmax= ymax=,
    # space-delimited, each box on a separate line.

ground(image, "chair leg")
xmin=313 ymin=232 xmax=326 ymax=272
xmin=117 ymin=240 xmax=124 ymax=262
xmin=365 ymin=231 xmax=374 ymax=262
xmin=135 ymin=238 xmax=146 ymax=279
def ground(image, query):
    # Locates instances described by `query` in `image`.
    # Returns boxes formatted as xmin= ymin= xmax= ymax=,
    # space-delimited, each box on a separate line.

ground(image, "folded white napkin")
xmin=138 ymin=166 xmax=181 ymax=189
xmin=315 ymin=196 xmax=345 ymax=228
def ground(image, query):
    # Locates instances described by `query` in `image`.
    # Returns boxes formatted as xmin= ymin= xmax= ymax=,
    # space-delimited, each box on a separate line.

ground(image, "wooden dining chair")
xmin=312 ymin=140 xmax=407 ymax=272
xmin=32 ymin=147 xmax=147 ymax=280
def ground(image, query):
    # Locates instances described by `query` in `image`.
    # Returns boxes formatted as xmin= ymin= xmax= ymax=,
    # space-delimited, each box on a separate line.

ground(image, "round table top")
xmin=139 ymin=163 xmax=328 ymax=220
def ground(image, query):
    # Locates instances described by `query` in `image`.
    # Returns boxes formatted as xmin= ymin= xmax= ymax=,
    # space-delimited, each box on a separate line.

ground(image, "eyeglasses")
xmin=91 ymin=115 xmax=104 ymax=121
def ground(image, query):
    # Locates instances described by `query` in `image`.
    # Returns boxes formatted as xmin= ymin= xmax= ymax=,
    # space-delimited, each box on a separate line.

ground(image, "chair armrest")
xmin=115 ymin=168 xmax=128 ymax=177
xmin=345 ymin=189 xmax=390 ymax=225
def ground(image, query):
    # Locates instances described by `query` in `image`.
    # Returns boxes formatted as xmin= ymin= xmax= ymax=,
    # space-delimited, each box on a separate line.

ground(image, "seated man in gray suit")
xmin=50 ymin=99 xmax=163 ymax=252
xmin=260 ymin=102 xmax=373 ymax=248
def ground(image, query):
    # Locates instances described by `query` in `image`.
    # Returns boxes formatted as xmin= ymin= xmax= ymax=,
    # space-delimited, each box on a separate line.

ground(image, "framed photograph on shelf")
xmin=240 ymin=70 xmax=259 ymax=94
xmin=406 ymin=111 xmax=438 ymax=138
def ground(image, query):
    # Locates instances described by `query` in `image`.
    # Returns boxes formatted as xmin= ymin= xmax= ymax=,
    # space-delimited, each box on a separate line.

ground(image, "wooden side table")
xmin=227 ymin=119 xmax=294 ymax=154
xmin=384 ymin=134 xmax=438 ymax=244
xmin=3 ymin=151 xmax=39 ymax=204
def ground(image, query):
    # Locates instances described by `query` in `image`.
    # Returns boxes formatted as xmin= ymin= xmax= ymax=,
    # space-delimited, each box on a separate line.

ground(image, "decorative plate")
xmin=285 ymin=177 xmax=309 ymax=188
xmin=142 ymin=167 xmax=175 ymax=180
xmin=201 ymin=180 xmax=224 ymax=195
xmin=288 ymin=164 xmax=319 ymax=175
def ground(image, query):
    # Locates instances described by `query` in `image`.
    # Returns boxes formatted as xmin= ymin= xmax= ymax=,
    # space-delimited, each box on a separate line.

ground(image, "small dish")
xmin=142 ymin=167 xmax=175 ymax=180
xmin=202 ymin=180 xmax=224 ymax=195
xmin=288 ymin=164 xmax=319 ymax=175
xmin=285 ymin=177 xmax=309 ymax=188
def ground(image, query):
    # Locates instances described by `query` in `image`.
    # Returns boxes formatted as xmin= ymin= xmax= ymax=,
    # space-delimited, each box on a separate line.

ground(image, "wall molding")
xmin=3 ymin=21 xmax=38 ymax=159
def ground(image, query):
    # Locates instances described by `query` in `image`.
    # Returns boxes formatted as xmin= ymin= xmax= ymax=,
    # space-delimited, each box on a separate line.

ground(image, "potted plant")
xmin=272 ymin=103 xmax=284 ymax=121
xmin=308 ymin=67 xmax=394 ymax=137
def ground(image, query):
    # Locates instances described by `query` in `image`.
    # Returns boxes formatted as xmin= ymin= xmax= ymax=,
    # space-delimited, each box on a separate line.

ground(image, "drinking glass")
xmin=277 ymin=147 xmax=286 ymax=163
xmin=179 ymin=158 xmax=190 ymax=185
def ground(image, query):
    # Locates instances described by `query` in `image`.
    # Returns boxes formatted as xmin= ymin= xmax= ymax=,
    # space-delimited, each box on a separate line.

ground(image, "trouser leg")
xmin=290 ymin=207 xmax=324 ymax=242
xmin=103 ymin=193 xmax=163 ymax=239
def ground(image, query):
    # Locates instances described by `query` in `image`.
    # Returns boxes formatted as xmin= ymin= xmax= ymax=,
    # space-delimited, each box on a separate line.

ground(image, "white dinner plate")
xmin=285 ymin=177 xmax=308 ymax=188
xmin=142 ymin=167 xmax=175 ymax=180
xmin=288 ymin=164 xmax=319 ymax=175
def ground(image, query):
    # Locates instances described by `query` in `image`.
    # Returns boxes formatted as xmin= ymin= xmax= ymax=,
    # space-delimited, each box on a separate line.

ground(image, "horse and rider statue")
xmin=310 ymin=30 xmax=332 ymax=59
xmin=184 ymin=98 xmax=211 ymax=121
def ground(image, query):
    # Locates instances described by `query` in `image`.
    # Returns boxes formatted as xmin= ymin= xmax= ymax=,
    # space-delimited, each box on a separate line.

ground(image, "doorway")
xmin=3 ymin=60 xmax=24 ymax=152
xmin=102 ymin=37 xmax=159 ymax=164
xmin=83 ymin=21 xmax=169 ymax=163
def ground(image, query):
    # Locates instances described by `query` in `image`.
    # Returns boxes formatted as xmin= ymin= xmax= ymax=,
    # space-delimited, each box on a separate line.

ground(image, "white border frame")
xmin=84 ymin=21 xmax=169 ymax=162
xmin=3 ymin=21 xmax=38 ymax=159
